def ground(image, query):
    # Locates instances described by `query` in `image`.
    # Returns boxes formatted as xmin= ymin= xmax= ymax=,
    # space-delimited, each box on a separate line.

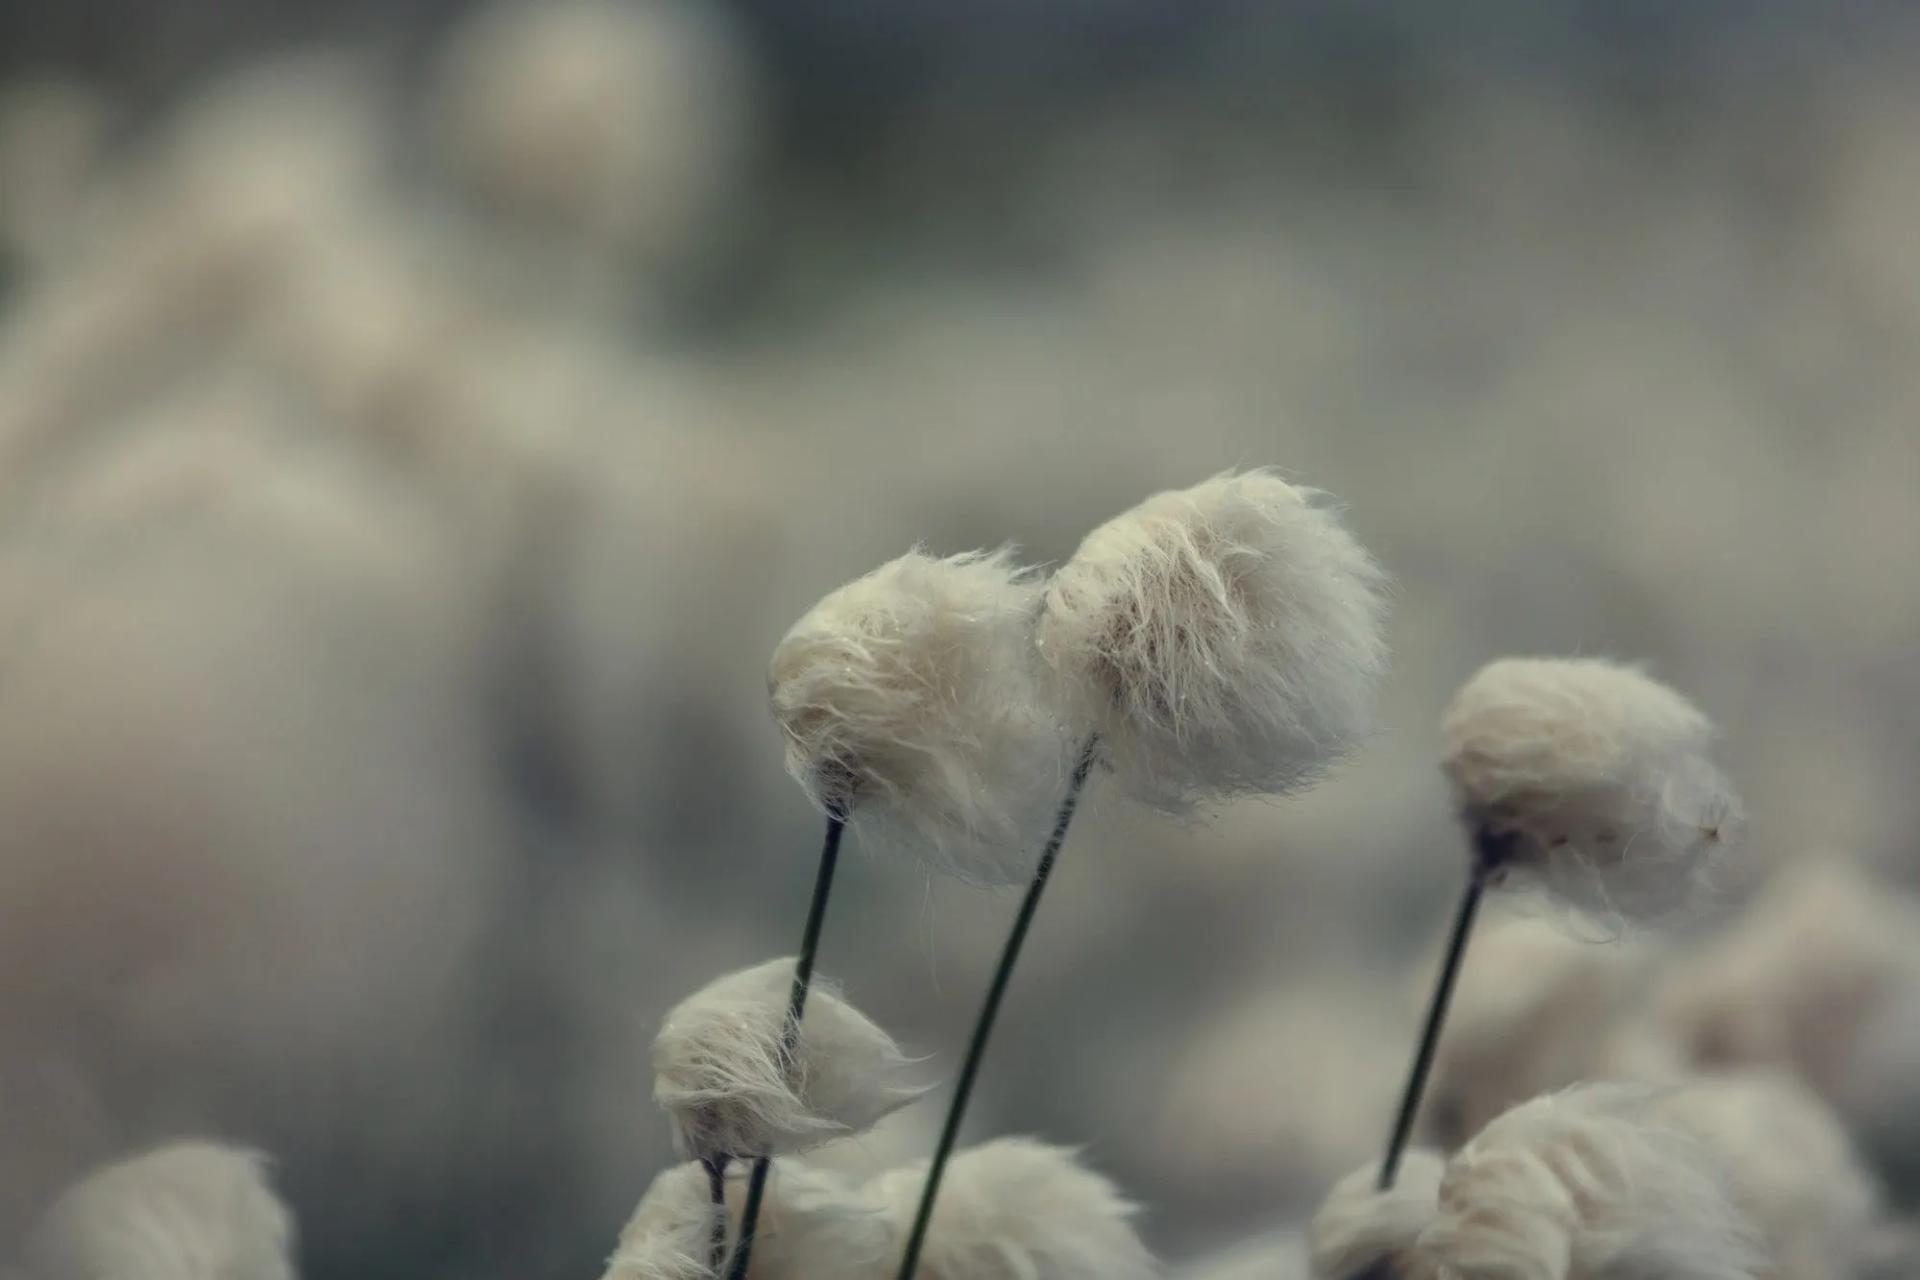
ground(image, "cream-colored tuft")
xmin=21 ymin=1142 xmax=296 ymax=1280
xmin=1037 ymin=470 xmax=1389 ymax=814
xmin=605 ymin=1159 xmax=889 ymax=1280
xmin=603 ymin=1163 xmax=721 ymax=1280
xmin=430 ymin=0 xmax=749 ymax=261
xmin=1441 ymin=657 xmax=1742 ymax=921
xmin=1652 ymin=1072 xmax=1879 ymax=1280
xmin=769 ymin=548 xmax=1074 ymax=885
xmin=1306 ymin=1152 xmax=1444 ymax=1280
xmin=1648 ymin=855 xmax=1920 ymax=1100
xmin=866 ymin=1137 xmax=1156 ymax=1280
xmin=735 ymin=1160 xmax=893 ymax=1279
xmin=1421 ymin=1084 xmax=1761 ymax=1280
xmin=652 ymin=958 xmax=925 ymax=1164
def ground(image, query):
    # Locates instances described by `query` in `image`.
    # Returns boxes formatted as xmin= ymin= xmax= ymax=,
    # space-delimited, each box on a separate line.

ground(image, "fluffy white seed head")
xmin=603 ymin=1163 xmax=720 ymax=1280
xmin=605 ymin=1159 xmax=890 ymax=1280
xmin=1441 ymin=657 xmax=1742 ymax=922
xmin=21 ymin=1142 xmax=296 ymax=1280
xmin=734 ymin=1160 xmax=893 ymax=1279
xmin=1036 ymin=469 xmax=1389 ymax=814
xmin=652 ymin=958 xmax=925 ymax=1164
xmin=1306 ymin=1152 xmax=1444 ymax=1280
xmin=1651 ymin=1072 xmax=1879 ymax=1280
xmin=1421 ymin=1085 xmax=1761 ymax=1280
xmin=866 ymin=1138 xmax=1156 ymax=1280
xmin=769 ymin=548 xmax=1074 ymax=885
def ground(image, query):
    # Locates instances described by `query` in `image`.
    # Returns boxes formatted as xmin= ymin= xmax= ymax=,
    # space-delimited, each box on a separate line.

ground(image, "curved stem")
xmin=893 ymin=739 xmax=1099 ymax=1280
xmin=723 ymin=813 xmax=845 ymax=1279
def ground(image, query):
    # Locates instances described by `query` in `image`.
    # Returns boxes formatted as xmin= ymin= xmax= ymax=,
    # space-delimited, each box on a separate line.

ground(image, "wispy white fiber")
xmin=1037 ymin=469 xmax=1389 ymax=814
xmin=20 ymin=1142 xmax=296 ymax=1280
xmin=1441 ymin=657 xmax=1742 ymax=922
xmin=866 ymin=1137 xmax=1156 ymax=1280
xmin=769 ymin=548 xmax=1074 ymax=885
xmin=1306 ymin=1151 xmax=1443 ymax=1280
xmin=652 ymin=958 xmax=925 ymax=1164
xmin=1420 ymin=1084 xmax=1761 ymax=1280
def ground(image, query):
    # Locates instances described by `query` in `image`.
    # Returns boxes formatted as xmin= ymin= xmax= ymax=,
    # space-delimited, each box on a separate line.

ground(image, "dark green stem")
xmin=893 ymin=739 xmax=1099 ymax=1280
xmin=723 ymin=813 xmax=845 ymax=1279
xmin=1378 ymin=834 xmax=1507 ymax=1189
xmin=703 ymin=1157 xmax=729 ymax=1273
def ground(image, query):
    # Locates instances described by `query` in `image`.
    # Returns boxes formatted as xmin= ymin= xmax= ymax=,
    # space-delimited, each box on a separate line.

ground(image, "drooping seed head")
xmin=22 ymin=1142 xmax=296 ymax=1280
xmin=652 ymin=958 xmax=925 ymax=1165
xmin=1037 ymin=469 xmax=1389 ymax=815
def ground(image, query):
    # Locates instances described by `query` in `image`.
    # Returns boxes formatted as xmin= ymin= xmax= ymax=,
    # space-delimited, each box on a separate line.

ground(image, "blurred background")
xmin=3 ymin=1 xmax=1920 ymax=1274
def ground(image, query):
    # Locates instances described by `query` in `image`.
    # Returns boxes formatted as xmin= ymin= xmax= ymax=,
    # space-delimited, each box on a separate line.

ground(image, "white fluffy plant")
xmin=707 ymin=547 xmax=1072 ymax=1280
xmin=866 ymin=1139 xmax=1156 ymax=1280
xmin=1309 ymin=1085 xmax=1764 ymax=1280
xmin=1375 ymin=657 xmax=1742 ymax=1191
xmin=653 ymin=957 xmax=925 ymax=1167
xmin=604 ymin=1160 xmax=888 ymax=1280
xmin=769 ymin=547 xmax=1072 ymax=885
xmin=19 ymin=1142 xmax=297 ymax=1280
xmin=1036 ymin=468 xmax=1389 ymax=814
xmin=1441 ymin=657 xmax=1742 ymax=921
xmin=896 ymin=471 xmax=1390 ymax=1280
xmin=645 ymin=956 xmax=921 ymax=1278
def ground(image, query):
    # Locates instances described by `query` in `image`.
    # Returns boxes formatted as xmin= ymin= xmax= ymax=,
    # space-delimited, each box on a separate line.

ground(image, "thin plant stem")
xmin=703 ymin=1157 xmax=729 ymax=1273
xmin=722 ymin=813 xmax=846 ymax=1280
xmin=1377 ymin=833 xmax=1507 ymax=1189
xmin=893 ymin=737 xmax=1099 ymax=1280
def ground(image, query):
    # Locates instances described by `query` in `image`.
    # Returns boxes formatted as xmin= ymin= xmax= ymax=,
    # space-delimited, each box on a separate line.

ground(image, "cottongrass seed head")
xmin=653 ymin=958 xmax=925 ymax=1165
xmin=21 ymin=1142 xmax=296 ymax=1280
xmin=1307 ymin=1151 xmax=1444 ymax=1280
xmin=605 ymin=1159 xmax=888 ymax=1280
xmin=769 ymin=547 xmax=1074 ymax=885
xmin=867 ymin=1138 xmax=1156 ymax=1280
xmin=1421 ymin=1084 xmax=1762 ymax=1280
xmin=1651 ymin=1071 xmax=1880 ymax=1280
xmin=603 ymin=1163 xmax=722 ymax=1280
xmin=730 ymin=1159 xmax=894 ymax=1279
xmin=1441 ymin=657 xmax=1743 ymax=922
xmin=1036 ymin=469 xmax=1389 ymax=815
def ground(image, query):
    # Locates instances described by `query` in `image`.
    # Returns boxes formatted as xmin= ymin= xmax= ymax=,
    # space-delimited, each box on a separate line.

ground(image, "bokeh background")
xmin=3 ymin=1 xmax=1919 ymax=1274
